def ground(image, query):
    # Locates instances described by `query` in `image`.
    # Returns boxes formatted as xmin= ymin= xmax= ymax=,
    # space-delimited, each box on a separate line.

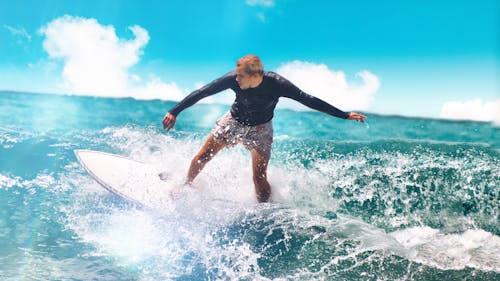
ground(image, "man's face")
xmin=235 ymin=66 xmax=255 ymax=90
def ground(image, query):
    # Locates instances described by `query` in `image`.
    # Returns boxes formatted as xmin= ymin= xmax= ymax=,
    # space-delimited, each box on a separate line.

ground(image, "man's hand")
xmin=347 ymin=112 xmax=366 ymax=123
xmin=162 ymin=112 xmax=176 ymax=130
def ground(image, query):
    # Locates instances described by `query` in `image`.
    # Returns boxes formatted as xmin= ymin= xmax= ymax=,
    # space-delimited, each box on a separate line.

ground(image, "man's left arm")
xmin=346 ymin=112 xmax=366 ymax=123
xmin=279 ymin=77 xmax=366 ymax=122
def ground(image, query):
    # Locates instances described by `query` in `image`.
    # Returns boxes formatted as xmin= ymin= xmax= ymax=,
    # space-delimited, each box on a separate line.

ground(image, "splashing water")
xmin=1 ymin=91 xmax=499 ymax=280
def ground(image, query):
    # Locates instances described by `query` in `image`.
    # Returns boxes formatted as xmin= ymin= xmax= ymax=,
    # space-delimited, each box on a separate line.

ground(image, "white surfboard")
xmin=74 ymin=149 xmax=172 ymax=207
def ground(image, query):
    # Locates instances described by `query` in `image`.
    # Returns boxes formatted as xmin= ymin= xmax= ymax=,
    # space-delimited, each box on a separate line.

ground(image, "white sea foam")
xmin=0 ymin=173 xmax=56 ymax=190
xmin=61 ymin=125 xmax=499 ymax=279
xmin=391 ymin=226 xmax=500 ymax=272
xmin=0 ymin=173 xmax=21 ymax=189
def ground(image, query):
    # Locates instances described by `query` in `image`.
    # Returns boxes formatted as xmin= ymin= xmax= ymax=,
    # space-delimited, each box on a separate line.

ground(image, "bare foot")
xmin=168 ymin=183 xmax=194 ymax=200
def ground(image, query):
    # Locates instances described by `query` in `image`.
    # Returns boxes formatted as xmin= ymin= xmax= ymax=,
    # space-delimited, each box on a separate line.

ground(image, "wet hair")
xmin=236 ymin=54 xmax=264 ymax=76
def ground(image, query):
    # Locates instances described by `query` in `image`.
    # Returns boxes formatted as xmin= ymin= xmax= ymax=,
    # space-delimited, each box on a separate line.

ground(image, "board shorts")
xmin=211 ymin=112 xmax=273 ymax=159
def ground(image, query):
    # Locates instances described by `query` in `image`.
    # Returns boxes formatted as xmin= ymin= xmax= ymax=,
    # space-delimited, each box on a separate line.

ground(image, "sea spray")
xmin=1 ymin=91 xmax=498 ymax=280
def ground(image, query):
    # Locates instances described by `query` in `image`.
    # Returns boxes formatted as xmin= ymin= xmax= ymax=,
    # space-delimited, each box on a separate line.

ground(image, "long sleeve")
xmin=276 ymin=74 xmax=350 ymax=119
xmin=168 ymin=72 xmax=235 ymax=116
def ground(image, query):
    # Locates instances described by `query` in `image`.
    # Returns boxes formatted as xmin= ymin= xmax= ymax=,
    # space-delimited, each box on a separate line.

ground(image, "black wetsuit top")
xmin=169 ymin=71 xmax=350 ymax=126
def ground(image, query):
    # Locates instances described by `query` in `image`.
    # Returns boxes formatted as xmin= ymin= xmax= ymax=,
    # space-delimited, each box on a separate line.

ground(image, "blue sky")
xmin=0 ymin=0 xmax=498 ymax=122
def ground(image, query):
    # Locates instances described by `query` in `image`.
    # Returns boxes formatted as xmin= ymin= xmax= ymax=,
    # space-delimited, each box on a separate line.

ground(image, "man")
xmin=162 ymin=55 xmax=365 ymax=202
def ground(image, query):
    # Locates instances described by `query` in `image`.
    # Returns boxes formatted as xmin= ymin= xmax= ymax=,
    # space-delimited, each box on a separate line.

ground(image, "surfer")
xmin=162 ymin=55 xmax=365 ymax=202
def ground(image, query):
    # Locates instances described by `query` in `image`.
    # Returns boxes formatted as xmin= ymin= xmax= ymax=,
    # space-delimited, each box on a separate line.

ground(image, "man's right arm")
xmin=168 ymin=72 xmax=235 ymax=117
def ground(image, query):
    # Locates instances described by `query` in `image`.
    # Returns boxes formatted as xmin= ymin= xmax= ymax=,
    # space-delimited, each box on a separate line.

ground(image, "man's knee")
xmin=195 ymin=141 xmax=222 ymax=162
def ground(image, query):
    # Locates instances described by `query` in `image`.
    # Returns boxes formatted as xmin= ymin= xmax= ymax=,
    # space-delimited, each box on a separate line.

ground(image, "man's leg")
xmin=251 ymin=149 xmax=271 ymax=203
xmin=186 ymin=134 xmax=226 ymax=184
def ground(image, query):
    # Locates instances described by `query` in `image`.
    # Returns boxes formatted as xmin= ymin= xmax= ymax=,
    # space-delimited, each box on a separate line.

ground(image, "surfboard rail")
xmin=74 ymin=149 xmax=163 ymax=207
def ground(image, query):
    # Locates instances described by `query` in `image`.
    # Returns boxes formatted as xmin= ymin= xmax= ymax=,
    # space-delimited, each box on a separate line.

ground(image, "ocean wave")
xmin=391 ymin=226 xmax=500 ymax=272
xmin=1 ymin=92 xmax=499 ymax=279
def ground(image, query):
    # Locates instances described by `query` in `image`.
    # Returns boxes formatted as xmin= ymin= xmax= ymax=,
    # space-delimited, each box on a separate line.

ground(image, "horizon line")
xmin=0 ymin=89 xmax=496 ymax=125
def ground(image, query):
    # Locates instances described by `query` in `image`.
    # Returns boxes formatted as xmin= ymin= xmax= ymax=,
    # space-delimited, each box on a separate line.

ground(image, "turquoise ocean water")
xmin=0 ymin=91 xmax=499 ymax=280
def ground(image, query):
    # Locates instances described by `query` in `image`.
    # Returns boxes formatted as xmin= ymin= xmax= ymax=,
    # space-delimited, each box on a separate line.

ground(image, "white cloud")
xmin=133 ymin=76 xmax=184 ymax=100
xmin=246 ymin=0 xmax=275 ymax=7
xmin=3 ymin=24 xmax=32 ymax=41
xmin=440 ymin=99 xmax=500 ymax=124
xmin=246 ymin=0 xmax=274 ymax=23
xmin=39 ymin=15 xmax=182 ymax=100
xmin=275 ymin=60 xmax=380 ymax=111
